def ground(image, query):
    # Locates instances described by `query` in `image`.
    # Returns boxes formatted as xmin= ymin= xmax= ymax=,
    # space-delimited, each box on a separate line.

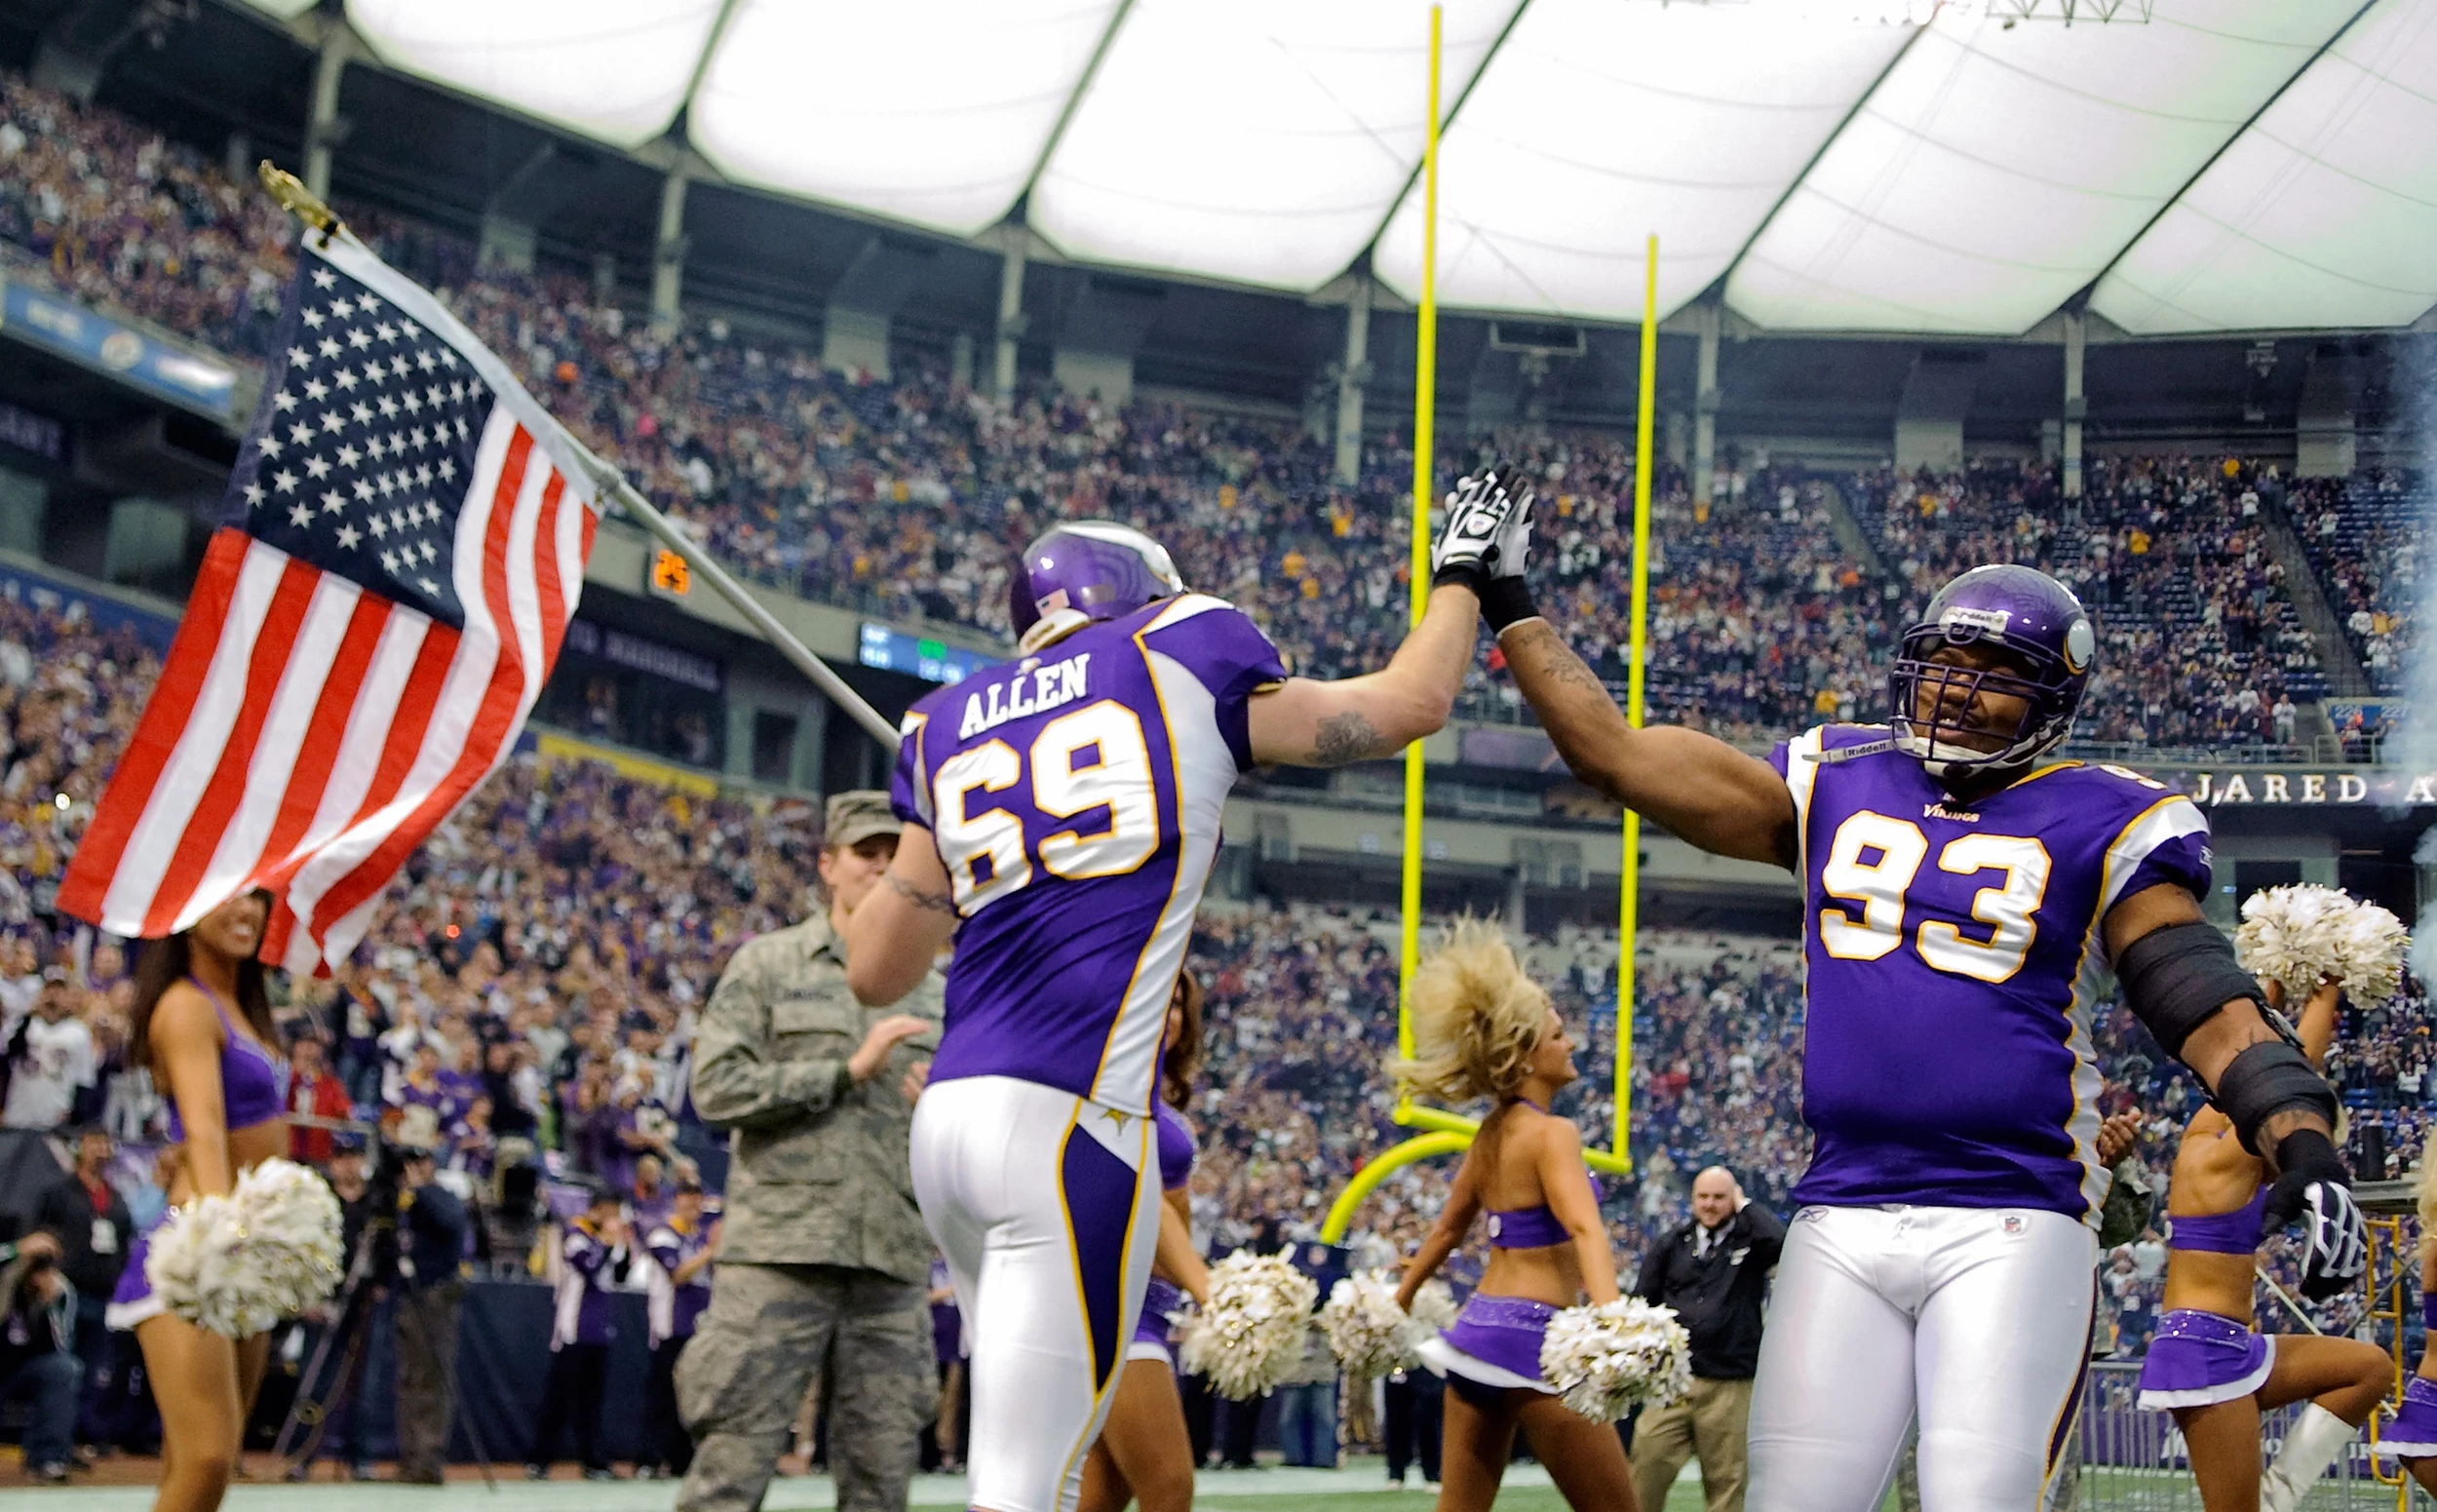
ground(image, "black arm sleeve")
xmin=2115 ymin=921 xmax=2266 ymax=1059
xmin=2215 ymin=1041 xmax=2340 ymax=1157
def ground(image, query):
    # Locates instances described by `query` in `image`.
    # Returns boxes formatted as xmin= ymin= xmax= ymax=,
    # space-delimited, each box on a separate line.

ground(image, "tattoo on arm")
xmin=1309 ymin=710 xmax=1389 ymax=766
xmin=1503 ymin=620 xmax=1606 ymax=694
xmin=886 ymin=873 xmax=956 ymax=913
xmin=2259 ymin=1105 xmax=2333 ymax=1153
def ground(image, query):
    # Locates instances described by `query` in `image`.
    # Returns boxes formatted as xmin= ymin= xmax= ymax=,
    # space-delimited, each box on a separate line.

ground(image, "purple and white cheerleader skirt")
xmin=102 ymin=1213 xmax=168 ymax=1332
xmin=1416 ymin=1294 xmax=1557 ymax=1399
xmin=2136 ymin=1308 xmax=2273 ymax=1410
xmin=1129 ymin=1277 xmax=1183 ymax=1367
xmin=2378 ymin=1376 xmax=2437 ymax=1460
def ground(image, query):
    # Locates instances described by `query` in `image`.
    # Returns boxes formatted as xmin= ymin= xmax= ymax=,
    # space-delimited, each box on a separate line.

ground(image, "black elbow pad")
xmin=2215 ymin=1040 xmax=2340 ymax=1157
xmin=2115 ymin=921 xmax=2264 ymax=1059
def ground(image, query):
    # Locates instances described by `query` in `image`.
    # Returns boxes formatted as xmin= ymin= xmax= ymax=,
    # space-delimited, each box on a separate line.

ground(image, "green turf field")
xmin=1199 ymin=1486 xmax=1713 ymax=1512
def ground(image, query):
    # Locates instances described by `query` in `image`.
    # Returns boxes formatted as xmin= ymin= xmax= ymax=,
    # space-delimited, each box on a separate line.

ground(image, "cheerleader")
xmin=2373 ymin=1156 xmax=2437 ymax=1488
xmin=107 ymin=891 xmax=288 ymax=1512
xmin=1392 ymin=922 xmax=1637 ymax=1512
xmin=1078 ymin=972 xmax=1212 ymax=1512
xmin=2137 ymin=976 xmax=2386 ymax=1512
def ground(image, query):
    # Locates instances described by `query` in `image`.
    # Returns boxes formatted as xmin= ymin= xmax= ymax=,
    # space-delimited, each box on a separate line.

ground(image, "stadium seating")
xmin=2293 ymin=469 xmax=2422 ymax=699
xmin=0 ymin=68 xmax=2417 ymax=1352
xmin=0 ymin=68 xmax=2396 ymax=765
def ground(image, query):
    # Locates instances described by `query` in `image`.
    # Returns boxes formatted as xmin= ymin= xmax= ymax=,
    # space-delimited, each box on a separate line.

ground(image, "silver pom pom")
xmin=2333 ymin=900 xmax=2410 ymax=1011
xmin=2236 ymin=884 xmax=2350 ymax=998
xmin=1320 ymin=1270 xmax=1429 ymax=1379
xmin=145 ymin=1159 xmax=345 ymax=1338
xmin=2236 ymin=883 xmax=2413 ymax=1010
xmin=147 ymin=1195 xmax=283 ymax=1338
xmin=1178 ymin=1250 xmax=1318 ymax=1401
xmin=234 ymin=1158 xmax=345 ymax=1317
xmin=1538 ymin=1297 xmax=1693 ymax=1422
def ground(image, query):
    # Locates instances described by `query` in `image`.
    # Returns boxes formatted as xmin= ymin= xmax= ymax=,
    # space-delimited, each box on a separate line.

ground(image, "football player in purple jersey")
xmin=843 ymin=478 xmax=1525 ymax=1512
xmin=1481 ymin=475 xmax=2363 ymax=1512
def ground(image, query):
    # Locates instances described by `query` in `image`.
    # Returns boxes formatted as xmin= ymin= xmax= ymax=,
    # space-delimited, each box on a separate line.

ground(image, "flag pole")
xmin=582 ymin=458 xmax=903 ymax=751
xmin=257 ymin=162 xmax=901 ymax=755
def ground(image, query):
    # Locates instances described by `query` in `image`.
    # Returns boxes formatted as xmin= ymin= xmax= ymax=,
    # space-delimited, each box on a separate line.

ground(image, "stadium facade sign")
xmin=561 ymin=617 xmax=723 ymax=693
xmin=859 ymin=621 xmax=995 ymax=685
xmin=0 ymin=400 xmax=67 ymax=466
xmin=2162 ymin=767 xmax=2433 ymax=807
xmin=1453 ymin=721 xmax=2436 ymax=807
xmin=0 ymin=275 xmax=238 ymax=420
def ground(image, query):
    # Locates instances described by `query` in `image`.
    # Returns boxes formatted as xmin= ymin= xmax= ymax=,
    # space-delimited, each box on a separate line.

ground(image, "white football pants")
xmin=1746 ymin=1204 xmax=2096 ymax=1512
xmin=911 ymin=1075 xmax=1162 ymax=1512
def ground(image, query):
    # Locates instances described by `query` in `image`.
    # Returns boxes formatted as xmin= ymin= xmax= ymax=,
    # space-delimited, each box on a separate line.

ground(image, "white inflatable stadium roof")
xmin=294 ymin=0 xmax=2437 ymax=336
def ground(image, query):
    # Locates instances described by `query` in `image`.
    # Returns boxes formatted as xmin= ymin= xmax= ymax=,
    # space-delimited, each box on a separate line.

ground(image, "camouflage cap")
xmin=824 ymin=790 xmax=902 ymax=849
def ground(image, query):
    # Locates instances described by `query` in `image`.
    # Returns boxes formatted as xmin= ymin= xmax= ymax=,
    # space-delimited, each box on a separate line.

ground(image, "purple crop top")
xmin=2167 ymin=1186 xmax=2266 ymax=1256
xmin=1482 ymin=1101 xmax=1604 ymax=1249
xmin=163 ymin=978 xmax=287 ymax=1144
xmin=1488 ymin=1176 xmax=1605 ymax=1250
xmin=1155 ymin=1103 xmax=1195 ymax=1192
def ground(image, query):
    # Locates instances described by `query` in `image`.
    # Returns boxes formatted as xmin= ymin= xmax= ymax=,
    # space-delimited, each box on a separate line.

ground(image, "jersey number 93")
xmin=1818 ymin=810 xmax=2052 ymax=985
xmin=931 ymin=700 xmax=1163 ymax=912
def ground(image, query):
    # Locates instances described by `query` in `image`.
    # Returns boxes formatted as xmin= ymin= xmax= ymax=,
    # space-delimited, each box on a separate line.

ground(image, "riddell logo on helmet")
xmin=1939 ymin=605 xmax=2011 ymax=635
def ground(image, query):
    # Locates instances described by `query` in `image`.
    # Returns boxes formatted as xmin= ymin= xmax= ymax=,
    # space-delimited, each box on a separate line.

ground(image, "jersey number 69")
xmin=931 ymin=700 xmax=1163 ymax=912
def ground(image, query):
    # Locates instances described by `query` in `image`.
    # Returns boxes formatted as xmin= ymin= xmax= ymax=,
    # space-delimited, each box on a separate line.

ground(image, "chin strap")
xmin=1800 ymin=738 xmax=1898 ymax=764
xmin=1018 ymin=610 xmax=1092 ymax=654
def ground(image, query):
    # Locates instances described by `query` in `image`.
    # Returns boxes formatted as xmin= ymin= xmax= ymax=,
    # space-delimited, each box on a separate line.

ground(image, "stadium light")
xmin=1029 ymin=0 xmax=1519 ymax=292
xmin=1726 ymin=0 xmax=2354 ymax=335
xmin=689 ymin=0 xmax=1124 ymax=238
xmin=2093 ymin=0 xmax=2437 ymax=333
xmin=1373 ymin=0 xmax=1908 ymax=323
xmin=1683 ymin=0 xmax=2153 ymax=19
xmin=345 ymin=0 xmax=721 ymax=149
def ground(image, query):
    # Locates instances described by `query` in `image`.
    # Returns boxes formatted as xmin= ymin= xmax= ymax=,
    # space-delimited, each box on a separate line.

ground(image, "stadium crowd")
xmin=0 ymin=68 xmax=2410 ymax=763
xmin=1847 ymin=456 xmax=2328 ymax=754
xmin=2 ymin=564 xmax=2422 ymax=1296
xmin=2293 ymin=468 xmax=2423 ymax=700
xmin=0 ymin=61 xmax=2431 ymax=1479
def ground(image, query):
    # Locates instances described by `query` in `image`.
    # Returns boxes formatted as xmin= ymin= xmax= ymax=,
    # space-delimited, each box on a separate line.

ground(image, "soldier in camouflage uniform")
xmin=676 ymin=792 xmax=945 ymax=1512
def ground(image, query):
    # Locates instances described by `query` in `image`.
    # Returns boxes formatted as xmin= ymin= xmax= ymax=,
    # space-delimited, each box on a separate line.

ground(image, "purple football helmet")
xmin=1888 ymin=563 xmax=2096 ymax=780
xmin=1009 ymin=522 xmax=1185 ymax=641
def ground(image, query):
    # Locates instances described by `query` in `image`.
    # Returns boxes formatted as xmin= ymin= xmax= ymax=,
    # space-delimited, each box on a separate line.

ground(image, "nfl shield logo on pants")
xmin=2002 ymin=1216 xmax=2026 ymax=1236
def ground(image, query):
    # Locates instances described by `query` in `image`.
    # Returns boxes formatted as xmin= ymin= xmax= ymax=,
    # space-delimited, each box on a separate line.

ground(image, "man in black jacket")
xmin=33 ymin=1128 xmax=130 ymax=1454
xmin=1630 ymin=1167 xmax=1786 ymax=1512
xmin=392 ymin=1143 xmax=470 ymax=1484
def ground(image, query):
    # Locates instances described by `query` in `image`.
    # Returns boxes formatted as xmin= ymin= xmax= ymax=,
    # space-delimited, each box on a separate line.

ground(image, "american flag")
xmin=58 ymin=232 xmax=600 ymax=974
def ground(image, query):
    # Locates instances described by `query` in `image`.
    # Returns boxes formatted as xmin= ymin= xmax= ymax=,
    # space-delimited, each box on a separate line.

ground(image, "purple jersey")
xmin=643 ymin=1218 xmax=714 ymax=1342
xmin=893 ymin=595 xmax=1286 ymax=1115
xmin=1769 ymin=724 xmax=2212 ymax=1222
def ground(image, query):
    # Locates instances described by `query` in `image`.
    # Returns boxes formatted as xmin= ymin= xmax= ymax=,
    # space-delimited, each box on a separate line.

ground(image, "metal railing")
xmin=2069 ymin=1362 xmax=2419 ymax=1511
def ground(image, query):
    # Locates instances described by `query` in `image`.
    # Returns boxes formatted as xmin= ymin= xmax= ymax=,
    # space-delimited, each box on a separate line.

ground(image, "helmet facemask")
xmin=1889 ymin=630 xmax=2076 ymax=785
